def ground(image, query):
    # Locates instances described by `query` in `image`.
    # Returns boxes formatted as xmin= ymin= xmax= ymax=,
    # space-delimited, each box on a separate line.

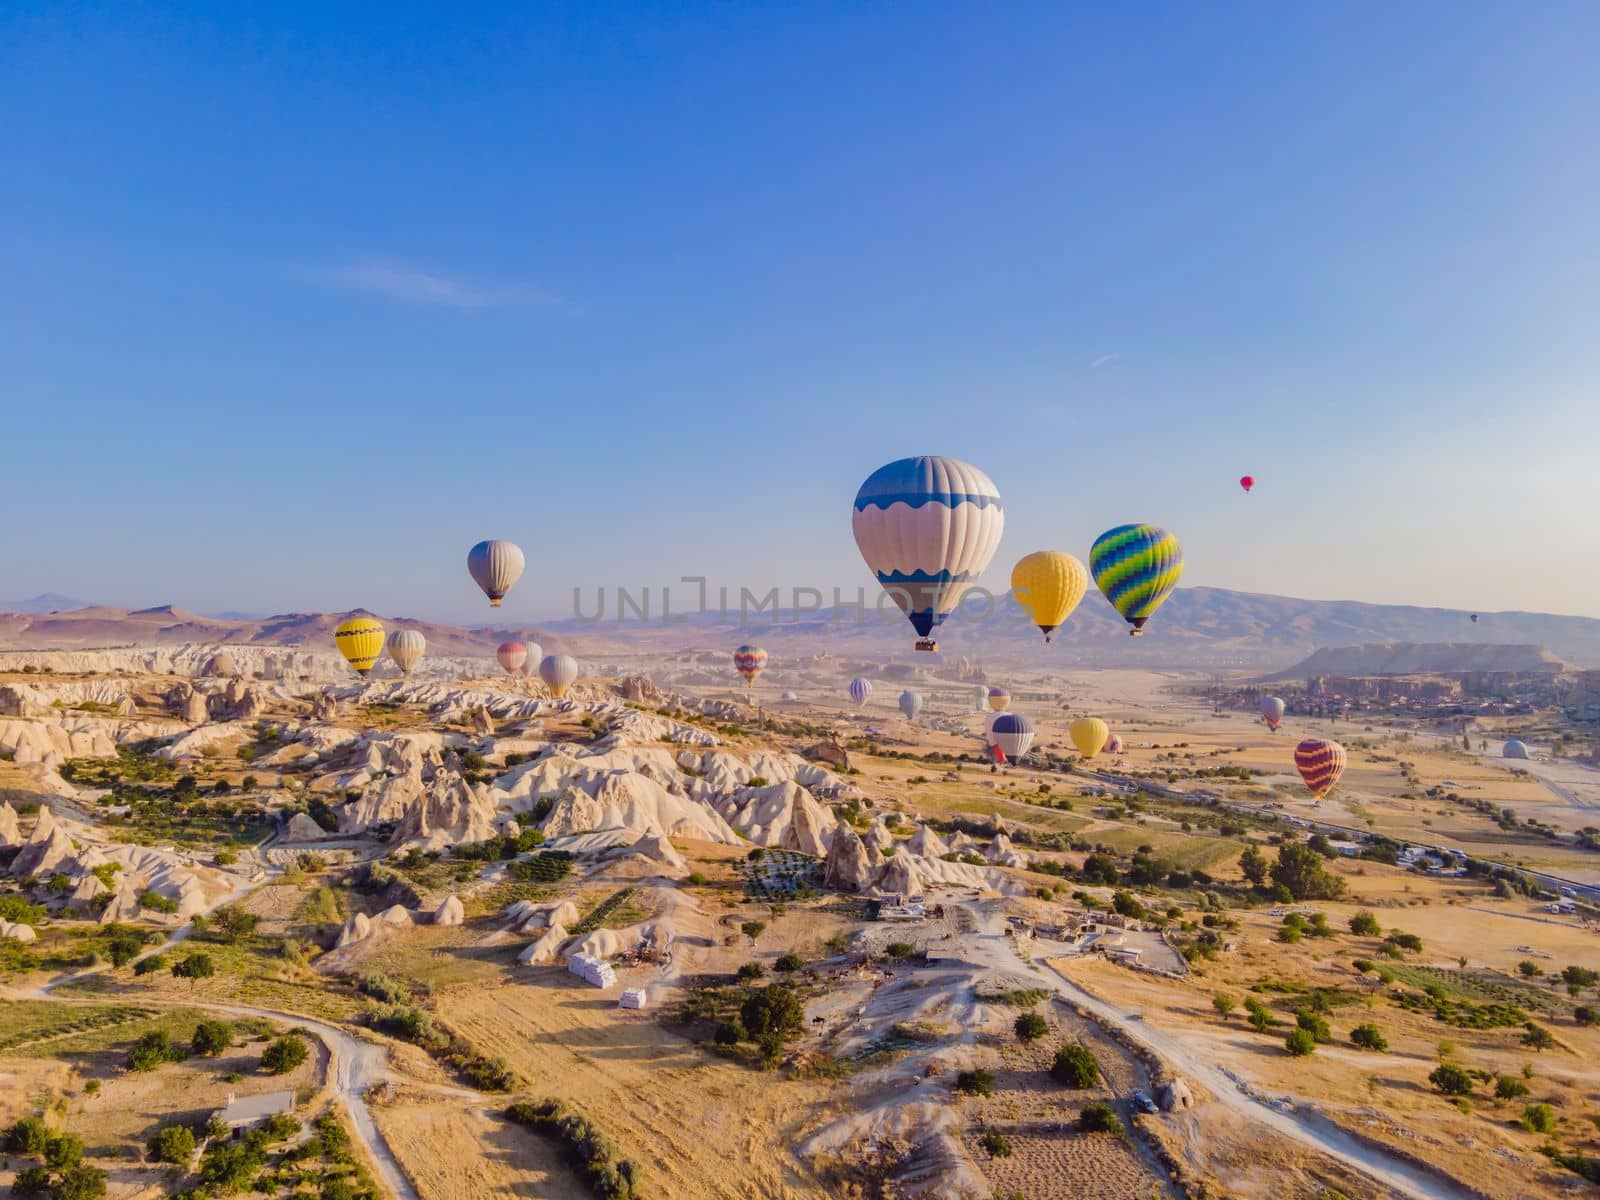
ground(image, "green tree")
xmin=5 ymin=1115 xmax=52 ymax=1155
xmin=954 ymin=1068 xmax=995 ymax=1096
xmin=739 ymin=985 xmax=804 ymax=1041
xmin=106 ymin=932 xmax=144 ymax=968
xmin=1050 ymin=1043 xmax=1101 ymax=1088
xmin=1350 ymin=1023 xmax=1388 ymax=1051
xmin=147 ymin=1124 xmax=197 ymax=1165
xmin=1495 ymin=1075 xmax=1530 ymax=1100
xmin=1285 ymin=1028 xmax=1317 ymax=1056
xmin=51 ymin=1163 xmax=108 ymax=1200
xmin=127 ymin=1030 xmax=184 ymax=1072
xmin=1348 ymin=911 xmax=1382 ymax=936
xmin=1521 ymin=1103 xmax=1557 ymax=1134
xmin=1212 ymin=995 xmax=1236 ymax=1018
xmin=1078 ymin=1103 xmax=1122 ymax=1134
xmin=10 ymin=1166 xmax=50 ymax=1197
xmin=1270 ymin=843 xmax=1348 ymax=901
xmin=171 ymin=952 xmax=215 ymax=990
xmin=211 ymin=906 xmax=260 ymax=944
xmin=1429 ymin=1063 xmax=1474 ymax=1096
xmin=1238 ymin=845 xmax=1269 ymax=888
xmin=192 ymin=1020 xmax=234 ymax=1056
xmin=739 ymin=920 xmax=767 ymax=944
xmin=1521 ymin=1023 xmax=1556 ymax=1052
xmin=261 ymin=1034 xmax=310 ymax=1075
xmin=1014 ymin=1011 xmax=1049 ymax=1042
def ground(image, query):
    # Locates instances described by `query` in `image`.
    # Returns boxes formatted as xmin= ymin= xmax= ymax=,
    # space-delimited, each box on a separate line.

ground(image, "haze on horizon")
xmin=3 ymin=4 xmax=1597 ymax=624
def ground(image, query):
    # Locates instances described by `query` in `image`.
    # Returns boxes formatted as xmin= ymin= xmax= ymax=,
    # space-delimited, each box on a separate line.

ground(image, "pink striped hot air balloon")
xmin=496 ymin=642 xmax=528 ymax=675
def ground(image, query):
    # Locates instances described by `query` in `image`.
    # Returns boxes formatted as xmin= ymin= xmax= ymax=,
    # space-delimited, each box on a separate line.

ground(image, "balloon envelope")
xmin=987 ymin=687 xmax=1010 ymax=712
xmin=334 ymin=617 xmax=385 ymax=677
xmin=522 ymin=642 xmax=544 ymax=675
xmin=539 ymin=654 xmax=579 ymax=698
xmin=1089 ymin=524 xmax=1184 ymax=635
xmin=1295 ymin=738 xmax=1347 ymax=798
xmin=497 ymin=642 xmax=528 ymax=675
xmin=972 ymin=685 xmax=989 ymax=713
xmin=898 ymin=690 xmax=924 ymax=720
xmin=990 ymin=712 xmax=1035 ymax=760
xmin=1104 ymin=732 xmax=1123 ymax=754
xmin=852 ymin=457 xmax=1004 ymax=644
xmin=1240 ymin=476 xmax=1255 ymax=492
xmin=849 ymin=677 xmax=872 ymax=706
xmin=385 ymin=629 xmax=425 ymax=676
xmin=1261 ymin=695 xmax=1286 ymax=731
xmin=1010 ymin=550 xmax=1089 ymax=641
xmin=1070 ymin=717 xmax=1110 ymax=759
xmin=467 ymin=540 xmax=525 ymax=608
xmin=733 ymin=645 xmax=768 ymax=686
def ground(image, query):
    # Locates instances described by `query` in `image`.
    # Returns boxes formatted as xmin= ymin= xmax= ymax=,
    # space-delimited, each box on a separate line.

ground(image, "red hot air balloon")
xmin=496 ymin=642 xmax=528 ymax=675
xmin=1239 ymin=475 xmax=1255 ymax=493
xmin=1294 ymin=738 xmax=1347 ymax=799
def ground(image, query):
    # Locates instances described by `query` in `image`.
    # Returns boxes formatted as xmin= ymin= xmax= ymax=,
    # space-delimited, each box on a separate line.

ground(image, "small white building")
xmin=213 ymin=1090 xmax=295 ymax=1135
xmin=619 ymin=987 xmax=648 ymax=1010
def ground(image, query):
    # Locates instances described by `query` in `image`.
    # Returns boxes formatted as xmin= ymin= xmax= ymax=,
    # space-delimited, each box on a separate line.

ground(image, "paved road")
xmin=952 ymin=902 xmax=1476 ymax=1200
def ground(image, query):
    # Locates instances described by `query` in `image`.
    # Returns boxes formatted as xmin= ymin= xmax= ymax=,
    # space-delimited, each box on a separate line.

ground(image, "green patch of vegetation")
xmin=974 ymin=987 xmax=1050 ymax=1007
xmin=506 ymin=1098 xmax=645 ymax=1199
xmin=570 ymin=888 xmax=639 ymax=936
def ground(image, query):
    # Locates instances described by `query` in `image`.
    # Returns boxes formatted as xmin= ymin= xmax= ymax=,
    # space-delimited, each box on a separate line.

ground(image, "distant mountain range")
xmin=2 ymin=593 xmax=91 ymax=614
xmin=2 ymin=589 xmax=1598 ymax=669
xmin=1265 ymin=642 xmax=1575 ymax=681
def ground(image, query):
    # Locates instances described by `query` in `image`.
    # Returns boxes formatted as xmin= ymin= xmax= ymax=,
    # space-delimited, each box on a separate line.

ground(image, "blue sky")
xmin=3 ymin=2 xmax=1597 ymax=622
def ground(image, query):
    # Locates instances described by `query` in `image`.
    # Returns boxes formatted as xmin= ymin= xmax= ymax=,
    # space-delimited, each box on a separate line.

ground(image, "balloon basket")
xmin=915 ymin=639 xmax=938 ymax=652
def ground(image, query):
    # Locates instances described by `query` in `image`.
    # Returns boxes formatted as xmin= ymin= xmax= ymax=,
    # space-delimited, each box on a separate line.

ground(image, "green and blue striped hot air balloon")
xmin=1089 ymin=524 xmax=1183 ymax=636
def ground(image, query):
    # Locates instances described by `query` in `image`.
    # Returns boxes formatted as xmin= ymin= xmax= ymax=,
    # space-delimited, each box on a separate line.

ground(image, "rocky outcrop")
xmin=876 ymin=853 xmax=925 ymax=897
xmin=986 ymin=834 xmax=1026 ymax=869
xmin=824 ymin=826 xmax=874 ymax=891
xmin=12 ymin=808 xmax=76 ymax=877
xmin=336 ymin=912 xmax=373 ymax=948
xmin=0 ymin=920 xmax=38 ymax=943
xmin=715 ymin=781 xmax=837 ymax=857
xmin=0 ymin=801 xmax=19 ymax=847
xmin=376 ymin=903 xmax=414 ymax=926
xmin=904 ymin=825 xmax=948 ymax=858
xmin=283 ymin=812 xmax=327 ymax=842
xmin=0 ymin=685 xmax=45 ymax=718
xmin=470 ymin=705 xmax=495 ymax=738
xmin=433 ymin=895 xmax=465 ymax=926
xmin=629 ymin=833 xmax=686 ymax=871
xmin=518 ymin=923 xmax=568 ymax=964
xmin=802 ymin=740 xmax=850 ymax=770
xmin=312 ymin=690 xmax=339 ymax=721
xmin=1158 ymin=1078 xmax=1194 ymax=1111
xmin=182 ymin=691 xmax=209 ymax=725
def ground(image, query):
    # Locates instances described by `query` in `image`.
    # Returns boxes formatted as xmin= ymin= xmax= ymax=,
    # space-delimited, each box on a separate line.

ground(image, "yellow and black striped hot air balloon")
xmin=334 ymin=616 xmax=385 ymax=677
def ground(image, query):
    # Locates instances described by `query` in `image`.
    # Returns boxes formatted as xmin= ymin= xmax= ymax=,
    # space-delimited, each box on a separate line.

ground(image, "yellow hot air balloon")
xmin=334 ymin=616 xmax=385 ymax=677
xmin=1070 ymin=716 xmax=1109 ymax=760
xmin=1011 ymin=551 xmax=1089 ymax=642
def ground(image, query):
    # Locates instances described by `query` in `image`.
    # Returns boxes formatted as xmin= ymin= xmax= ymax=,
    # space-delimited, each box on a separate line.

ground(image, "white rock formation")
xmin=824 ymin=826 xmax=874 ymax=891
xmin=0 ymin=920 xmax=39 ymax=943
xmin=432 ymin=895 xmax=465 ymax=926
xmin=905 ymin=825 xmax=948 ymax=858
xmin=518 ymin=923 xmax=568 ymax=964
xmin=11 ymin=808 xmax=76 ymax=877
xmin=0 ymin=801 xmax=19 ymax=847
xmin=336 ymin=912 xmax=373 ymax=948
xmin=714 ymin=781 xmax=837 ymax=857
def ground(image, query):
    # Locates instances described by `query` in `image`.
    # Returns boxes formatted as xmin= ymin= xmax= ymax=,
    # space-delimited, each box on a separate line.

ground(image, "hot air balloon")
xmin=497 ymin=642 xmax=528 ymax=675
xmin=1240 ymin=475 xmax=1255 ymax=493
xmin=520 ymin=642 xmax=544 ymax=678
xmin=1470 ymin=614 xmax=1479 ymax=624
xmin=1089 ymin=524 xmax=1184 ymax=636
xmin=1261 ymin=695 xmax=1286 ymax=732
xmin=1104 ymin=732 xmax=1123 ymax=754
xmin=990 ymin=713 xmax=1035 ymax=761
xmin=733 ymin=645 xmax=768 ymax=689
xmin=334 ymin=616 xmax=385 ymax=677
xmin=987 ymin=687 xmax=1010 ymax=712
xmin=1010 ymin=550 xmax=1088 ymax=642
xmin=852 ymin=456 xmax=1005 ymax=651
xmin=1070 ymin=716 xmax=1110 ymax=759
xmin=1295 ymin=738 xmax=1347 ymax=798
xmin=539 ymin=654 xmax=579 ymax=698
xmin=973 ymin=685 xmax=989 ymax=713
xmin=385 ymin=629 xmax=425 ymax=676
xmin=898 ymin=691 xmax=924 ymax=720
xmin=849 ymin=677 xmax=872 ymax=706
xmin=467 ymin=540 xmax=525 ymax=608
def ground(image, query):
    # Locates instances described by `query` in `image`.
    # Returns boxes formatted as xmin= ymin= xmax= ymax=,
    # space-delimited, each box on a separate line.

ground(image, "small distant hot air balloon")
xmin=497 ymin=642 xmax=528 ymax=675
xmin=385 ymin=629 xmax=425 ymax=676
xmin=1089 ymin=524 xmax=1184 ymax=636
xmin=1261 ymin=695 xmax=1286 ymax=732
xmin=539 ymin=654 xmax=579 ymax=699
xmin=467 ymin=540 xmax=525 ymax=608
xmin=1295 ymin=738 xmax=1347 ymax=798
xmin=1470 ymin=614 xmax=1480 ymax=624
xmin=733 ymin=645 xmax=768 ymax=689
xmin=1070 ymin=717 xmax=1110 ymax=760
xmin=987 ymin=686 xmax=1010 ymax=712
xmin=520 ymin=642 xmax=544 ymax=678
xmin=899 ymin=691 xmax=924 ymax=721
xmin=1010 ymin=550 xmax=1089 ymax=642
xmin=849 ymin=677 xmax=872 ymax=706
xmin=1240 ymin=475 xmax=1255 ymax=493
xmin=972 ymin=685 xmax=989 ymax=713
xmin=990 ymin=713 xmax=1035 ymax=761
xmin=334 ymin=616 xmax=385 ymax=677
xmin=1104 ymin=732 xmax=1123 ymax=754
xmin=852 ymin=456 xmax=1005 ymax=651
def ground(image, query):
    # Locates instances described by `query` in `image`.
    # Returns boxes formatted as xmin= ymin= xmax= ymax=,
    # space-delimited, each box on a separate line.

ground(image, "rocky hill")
xmin=1266 ymin=641 xmax=1574 ymax=680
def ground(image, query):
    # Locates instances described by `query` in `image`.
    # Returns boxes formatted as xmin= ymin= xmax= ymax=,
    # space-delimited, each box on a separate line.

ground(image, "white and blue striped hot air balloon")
xmin=849 ymin=677 xmax=872 ymax=706
xmin=990 ymin=712 xmax=1035 ymax=761
xmin=852 ymin=457 xmax=1005 ymax=651
xmin=898 ymin=690 xmax=924 ymax=721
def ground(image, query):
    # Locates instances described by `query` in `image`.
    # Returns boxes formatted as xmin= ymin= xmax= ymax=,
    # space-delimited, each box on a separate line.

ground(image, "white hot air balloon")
xmin=990 ymin=713 xmax=1035 ymax=761
xmin=973 ymin=684 xmax=989 ymax=713
xmin=385 ymin=629 xmax=426 ymax=676
xmin=852 ymin=456 xmax=1005 ymax=651
xmin=539 ymin=654 xmax=579 ymax=699
xmin=467 ymin=540 xmax=525 ymax=608
xmin=899 ymin=690 xmax=924 ymax=721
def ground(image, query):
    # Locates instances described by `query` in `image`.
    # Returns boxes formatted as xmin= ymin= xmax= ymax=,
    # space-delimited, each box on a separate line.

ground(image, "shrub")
xmin=884 ymin=942 xmax=916 ymax=959
xmin=1495 ymin=1075 xmax=1531 ymax=1100
xmin=1575 ymin=1006 xmax=1597 ymax=1027
xmin=48 ymin=1163 xmax=107 ymax=1200
xmin=5 ymin=1115 xmax=51 ymax=1155
xmin=954 ymin=1068 xmax=995 ymax=1096
xmin=979 ymin=1129 xmax=1012 ymax=1157
xmin=1050 ymin=1043 xmax=1100 ymax=1088
xmin=127 ymin=1030 xmax=185 ymax=1072
xmin=147 ymin=1124 xmax=196 ymax=1165
xmin=170 ymin=952 xmax=215 ymax=988
xmin=1350 ymin=1023 xmax=1387 ymax=1051
xmin=11 ymin=1166 xmax=51 ymax=1197
xmin=1015 ymin=1011 xmax=1049 ymax=1042
xmin=1078 ymin=1103 xmax=1122 ymax=1134
xmin=1522 ymin=1103 xmax=1557 ymax=1134
xmin=1349 ymin=911 xmax=1382 ymax=936
xmin=261 ymin=1113 xmax=300 ymax=1142
xmin=134 ymin=952 xmax=167 ymax=976
xmin=192 ymin=1020 xmax=234 ymax=1056
xmin=1522 ymin=1023 xmax=1556 ymax=1052
xmin=1211 ymin=995 xmax=1236 ymax=1018
xmin=736 ymin=962 xmax=764 ymax=981
xmin=1285 ymin=1028 xmax=1317 ymax=1056
xmin=261 ymin=1034 xmax=310 ymax=1075
xmin=358 ymin=973 xmax=411 ymax=1005
xmin=1429 ymin=1063 xmax=1474 ymax=1096
xmin=740 ymin=984 xmax=804 ymax=1041
xmin=1296 ymin=1011 xmax=1331 ymax=1042
xmin=713 ymin=1019 xmax=745 ymax=1046
xmin=774 ymin=953 xmax=803 ymax=972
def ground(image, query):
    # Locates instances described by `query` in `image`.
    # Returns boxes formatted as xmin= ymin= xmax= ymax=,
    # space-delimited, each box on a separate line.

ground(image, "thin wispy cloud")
xmin=302 ymin=261 xmax=556 ymax=309
xmin=1090 ymin=353 xmax=1121 ymax=369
